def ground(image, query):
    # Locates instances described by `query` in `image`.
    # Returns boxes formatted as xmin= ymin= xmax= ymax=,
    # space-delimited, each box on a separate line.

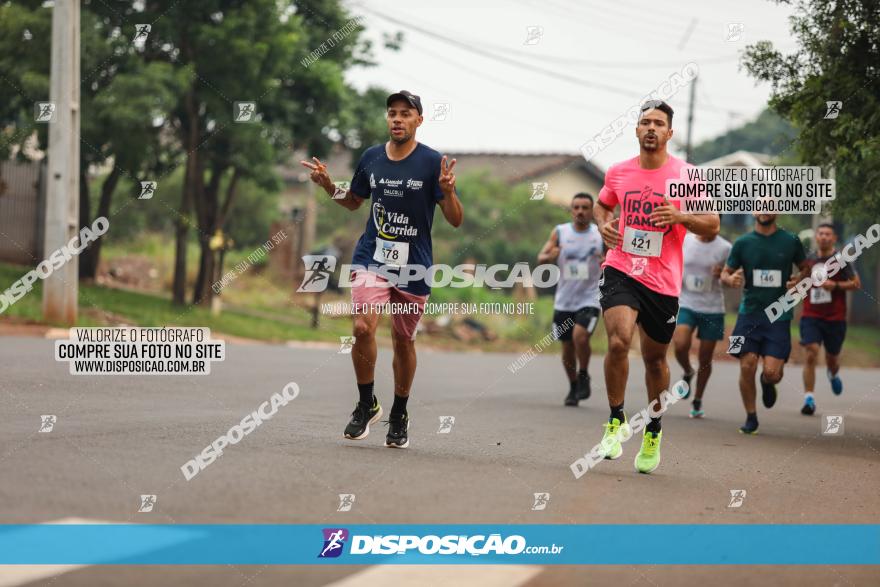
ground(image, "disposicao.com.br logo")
xmin=318 ymin=528 xmax=349 ymax=558
xmin=298 ymin=256 xmax=561 ymax=292
xmin=318 ymin=529 xmax=563 ymax=558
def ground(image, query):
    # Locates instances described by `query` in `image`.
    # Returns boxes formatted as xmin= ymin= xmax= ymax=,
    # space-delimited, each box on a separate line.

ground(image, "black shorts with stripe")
xmin=552 ymin=306 xmax=601 ymax=341
xmin=598 ymin=266 xmax=679 ymax=344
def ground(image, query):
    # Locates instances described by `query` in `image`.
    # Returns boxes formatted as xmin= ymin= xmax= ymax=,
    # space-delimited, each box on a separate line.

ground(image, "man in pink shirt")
xmin=592 ymin=100 xmax=719 ymax=474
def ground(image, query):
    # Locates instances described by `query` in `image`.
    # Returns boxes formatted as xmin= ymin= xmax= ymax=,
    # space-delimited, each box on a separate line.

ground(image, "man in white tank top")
xmin=537 ymin=193 xmax=604 ymax=406
xmin=673 ymin=232 xmax=732 ymax=418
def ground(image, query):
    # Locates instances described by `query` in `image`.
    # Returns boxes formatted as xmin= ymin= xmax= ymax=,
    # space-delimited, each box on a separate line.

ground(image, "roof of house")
xmin=698 ymin=150 xmax=773 ymax=168
xmin=445 ymin=152 xmax=605 ymax=185
xmin=278 ymin=149 xmax=605 ymax=186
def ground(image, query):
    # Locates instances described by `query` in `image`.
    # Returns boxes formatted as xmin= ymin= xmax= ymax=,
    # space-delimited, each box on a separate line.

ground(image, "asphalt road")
xmin=1 ymin=335 xmax=878 ymax=586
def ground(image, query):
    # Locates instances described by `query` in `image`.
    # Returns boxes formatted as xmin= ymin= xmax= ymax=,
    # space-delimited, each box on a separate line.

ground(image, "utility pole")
xmin=811 ymin=166 xmax=836 ymax=242
xmin=685 ymin=75 xmax=697 ymax=162
xmin=42 ymin=0 xmax=81 ymax=324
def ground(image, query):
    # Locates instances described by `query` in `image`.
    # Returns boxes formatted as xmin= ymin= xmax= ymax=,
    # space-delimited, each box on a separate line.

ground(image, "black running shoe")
xmin=681 ymin=371 xmax=694 ymax=399
xmin=760 ymin=375 xmax=777 ymax=409
xmin=801 ymin=395 xmax=816 ymax=416
xmin=576 ymin=372 xmax=591 ymax=400
xmin=344 ymin=396 xmax=382 ymax=440
xmin=564 ymin=387 xmax=579 ymax=406
xmin=739 ymin=417 xmax=759 ymax=435
xmin=385 ymin=412 xmax=410 ymax=448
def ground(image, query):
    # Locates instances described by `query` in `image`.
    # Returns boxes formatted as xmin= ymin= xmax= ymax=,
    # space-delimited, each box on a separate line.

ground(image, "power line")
xmin=376 ymin=60 xmax=583 ymax=139
xmin=677 ymin=18 xmax=700 ymax=51
xmin=364 ymin=24 xmax=738 ymax=122
xmin=577 ymin=0 xmax=792 ymax=40
xmin=356 ymin=4 xmax=755 ymax=119
xmin=359 ymin=6 xmax=747 ymax=113
xmin=505 ymin=45 xmax=739 ymax=69
xmin=456 ymin=34 xmax=740 ymax=70
xmin=530 ymin=0 xmax=741 ymax=48
xmin=400 ymin=33 xmax=699 ymax=95
xmin=374 ymin=0 xmax=742 ymax=70
xmin=361 ymin=7 xmax=644 ymax=99
xmin=403 ymin=39 xmax=611 ymax=115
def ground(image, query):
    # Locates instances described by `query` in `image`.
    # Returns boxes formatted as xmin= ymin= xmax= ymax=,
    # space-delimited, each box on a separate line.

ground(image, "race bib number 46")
xmin=373 ymin=238 xmax=409 ymax=267
xmin=753 ymin=269 xmax=782 ymax=287
xmin=622 ymin=226 xmax=662 ymax=257
xmin=684 ymin=274 xmax=712 ymax=293
xmin=810 ymin=286 xmax=832 ymax=304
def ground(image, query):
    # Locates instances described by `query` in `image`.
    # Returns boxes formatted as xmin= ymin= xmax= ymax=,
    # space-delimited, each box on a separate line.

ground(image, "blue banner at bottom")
xmin=0 ymin=524 xmax=877 ymax=565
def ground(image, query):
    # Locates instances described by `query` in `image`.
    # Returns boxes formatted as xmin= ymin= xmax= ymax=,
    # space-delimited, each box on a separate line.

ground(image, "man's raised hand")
xmin=439 ymin=155 xmax=457 ymax=196
xmin=300 ymin=157 xmax=332 ymax=191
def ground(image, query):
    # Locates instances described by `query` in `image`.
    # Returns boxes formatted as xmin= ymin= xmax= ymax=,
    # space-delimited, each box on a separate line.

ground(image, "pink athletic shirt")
xmin=598 ymin=155 xmax=691 ymax=297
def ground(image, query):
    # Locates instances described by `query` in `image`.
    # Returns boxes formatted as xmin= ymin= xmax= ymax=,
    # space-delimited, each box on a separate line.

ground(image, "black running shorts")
xmin=598 ymin=266 xmax=679 ymax=344
xmin=552 ymin=306 xmax=601 ymax=341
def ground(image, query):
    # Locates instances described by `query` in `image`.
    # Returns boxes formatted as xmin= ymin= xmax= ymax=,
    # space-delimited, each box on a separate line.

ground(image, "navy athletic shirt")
xmin=349 ymin=142 xmax=447 ymax=295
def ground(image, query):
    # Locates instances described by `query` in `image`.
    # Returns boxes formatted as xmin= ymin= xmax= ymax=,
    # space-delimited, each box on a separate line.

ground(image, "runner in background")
xmin=673 ymin=232 xmax=732 ymax=418
xmin=537 ymin=193 xmax=604 ymax=406
xmin=799 ymin=223 xmax=860 ymax=415
xmin=721 ymin=213 xmax=808 ymax=434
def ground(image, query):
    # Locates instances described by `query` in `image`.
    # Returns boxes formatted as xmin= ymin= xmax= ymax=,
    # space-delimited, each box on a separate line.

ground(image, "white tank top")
xmin=554 ymin=222 xmax=603 ymax=311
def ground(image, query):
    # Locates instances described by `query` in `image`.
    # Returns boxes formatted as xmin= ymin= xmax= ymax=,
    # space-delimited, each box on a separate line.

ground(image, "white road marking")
xmin=0 ymin=521 xmax=543 ymax=587
xmin=0 ymin=518 xmax=109 ymax=587
xmin=0 ymin=517 xmax=194 ymax=587
xmin=322 ymin=564 xmax=543 ymax=587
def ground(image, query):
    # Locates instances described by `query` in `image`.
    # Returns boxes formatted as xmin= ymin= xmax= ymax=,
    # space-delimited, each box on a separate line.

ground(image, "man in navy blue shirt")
xmin=301 ymin=90 xmax=463 ymax=449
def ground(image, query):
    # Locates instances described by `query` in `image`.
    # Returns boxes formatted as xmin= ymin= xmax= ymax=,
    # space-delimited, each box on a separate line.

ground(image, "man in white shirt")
xmin=673 ymin=232 xmax=732 ymax=418
xmin=537 ymin=193 xmax=604 ymax=406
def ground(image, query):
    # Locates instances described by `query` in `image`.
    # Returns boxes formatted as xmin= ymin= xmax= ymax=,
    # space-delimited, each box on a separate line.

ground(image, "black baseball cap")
xmin=386 ymin=90 xmax=423 ymax=115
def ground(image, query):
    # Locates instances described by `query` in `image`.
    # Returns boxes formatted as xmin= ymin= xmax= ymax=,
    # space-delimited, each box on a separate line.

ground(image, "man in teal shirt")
xmin=721 ymin=213 xmax=808 ymax=434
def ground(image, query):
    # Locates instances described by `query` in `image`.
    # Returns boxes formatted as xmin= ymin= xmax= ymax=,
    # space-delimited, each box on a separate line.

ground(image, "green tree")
xmin=433 ymin=172 xmax=574 ymax=269
xmin=742 ymin=0 xmax=880 ymax=222
xmin=109 ymin=0 xmax=380 ymax=305
xmin=339 ymin=86 xmax=396 ymax=164
xmin=691 ymin=109 xmax=797 ymax=164
xmin=3 ymin=1 xmax=391 ymax=307
xmin=0 ymin=2 xmax=183 ymax=279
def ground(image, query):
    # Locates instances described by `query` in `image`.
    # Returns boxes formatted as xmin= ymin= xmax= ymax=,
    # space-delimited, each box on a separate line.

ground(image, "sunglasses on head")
xmin=640 ymin=100 xmax=673 ymax=114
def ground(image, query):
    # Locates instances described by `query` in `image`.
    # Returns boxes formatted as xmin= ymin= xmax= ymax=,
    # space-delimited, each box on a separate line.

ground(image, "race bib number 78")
xmin=373 ymin=238 xmax=409 ymax=267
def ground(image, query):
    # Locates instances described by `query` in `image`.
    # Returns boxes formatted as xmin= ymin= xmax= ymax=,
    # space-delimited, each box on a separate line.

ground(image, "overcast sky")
xmin=344 ymin=0 xmax=797 ymax=170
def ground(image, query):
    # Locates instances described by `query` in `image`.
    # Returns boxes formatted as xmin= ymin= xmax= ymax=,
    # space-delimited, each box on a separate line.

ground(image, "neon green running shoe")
xmin=634 ymin=430 xmax=663 ymax=474
xmin=599 ymin=415 xmax=629 ymax=460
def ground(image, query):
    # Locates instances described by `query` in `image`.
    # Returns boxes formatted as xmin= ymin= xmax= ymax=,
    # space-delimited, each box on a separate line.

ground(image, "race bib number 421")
xmin=622 ymin=226 xmax=662 ymax=257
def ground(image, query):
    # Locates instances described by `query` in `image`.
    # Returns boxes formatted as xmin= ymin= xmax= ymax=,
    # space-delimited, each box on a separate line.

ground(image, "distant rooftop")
xmin=278 ymin=148 xmax=605 ymax=186
xmin=699 ymin=150 xmax=774 ymax=168
xmin=444 ymin=152 xmax=605 ymax=185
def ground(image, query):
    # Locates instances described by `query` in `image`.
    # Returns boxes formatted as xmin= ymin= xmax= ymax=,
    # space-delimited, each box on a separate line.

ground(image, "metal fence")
xmin=0 ymin=159 xmax=45 ymax=265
